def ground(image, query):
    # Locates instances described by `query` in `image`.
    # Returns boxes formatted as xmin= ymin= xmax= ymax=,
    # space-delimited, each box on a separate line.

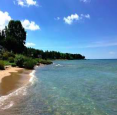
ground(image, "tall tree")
xmin=5 ymin=20 xmax=26 ymax=53
xmin=0 ymin=30 xmax=5 ymax=46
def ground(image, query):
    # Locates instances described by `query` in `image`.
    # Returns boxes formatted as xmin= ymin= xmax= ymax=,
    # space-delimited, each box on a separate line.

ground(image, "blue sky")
xmin=0 ymin=0 xmax=117 ymax=59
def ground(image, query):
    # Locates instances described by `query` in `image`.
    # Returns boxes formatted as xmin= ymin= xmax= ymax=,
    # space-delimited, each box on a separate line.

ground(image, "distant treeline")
xmin=24 ymin=48 xmax=85 ymax=60
xmin=0 ymin=20 xmax=85 ymax=60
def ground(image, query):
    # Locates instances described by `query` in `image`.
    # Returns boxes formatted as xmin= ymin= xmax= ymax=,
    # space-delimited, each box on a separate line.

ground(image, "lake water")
xmin=1 ymin=60 xmax=117 ymax=115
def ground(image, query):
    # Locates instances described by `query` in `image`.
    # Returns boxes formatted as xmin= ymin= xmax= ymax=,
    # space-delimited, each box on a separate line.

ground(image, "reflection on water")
xmin=1 ymin=60 xmax=117 ymax=115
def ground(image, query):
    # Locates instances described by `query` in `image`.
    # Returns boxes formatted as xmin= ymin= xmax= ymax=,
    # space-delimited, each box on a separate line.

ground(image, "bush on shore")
xmin=8 ymin=57 xmax=14 ymax=63
xmin=15 ymin=55 xmax=26 ymax=67
xmin=11 ymin=63 xmax=16 ymax=67
xmin=2 ymin=52 xmax=9 ymax=60
xmin=2 ymin=52 xmax=15 ymax=60
xmin=15 ymin=55 xmax=38 ymax=69
xmin=38 ymin=59 xmax=53 ymax=65
xmin=1 ymin=54 xmax=53 ymax=70
xmin=0 ymin=60 xmax=5 ymax=70
xmin=24 ymin=58 xmax=36 ymax=69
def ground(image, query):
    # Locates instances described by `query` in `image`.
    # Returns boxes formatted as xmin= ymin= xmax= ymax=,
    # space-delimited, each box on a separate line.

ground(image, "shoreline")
xmin=0 ymin=67 xmax=33 ymax=96
xmin=0 ymin=67 xmax=23 ymax=83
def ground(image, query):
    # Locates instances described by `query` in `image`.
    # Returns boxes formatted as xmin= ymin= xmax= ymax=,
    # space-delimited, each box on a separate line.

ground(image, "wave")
xmin=29 ymin=70 xmax=36 ymax=84
xmin=0 ymin=86 xmax=28 ymax=110
xmin=0 ymin=69 xmax=37 ymax=110
xmin=55 ymin=64 xmax=63 ymax=67
xmin=1 ymin=101 xmax=14 ymax=110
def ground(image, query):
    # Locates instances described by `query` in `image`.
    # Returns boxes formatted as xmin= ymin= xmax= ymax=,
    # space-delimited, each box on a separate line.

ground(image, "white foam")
xmin=0 ymin=85 xmax=28 ymax=110
xmin=55 ymin=64 xmax=63 ymax=67
xmin=0 ymin=69 xmax=37 ymax=110
xmin=1 ymin=101 xmax=14 ymax=110
xmin=29 ymin=70 xmax=36 ymax=85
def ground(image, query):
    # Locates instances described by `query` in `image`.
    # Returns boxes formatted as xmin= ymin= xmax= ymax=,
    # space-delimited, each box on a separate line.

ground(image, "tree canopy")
xmin=1 ymin=20 xmax=26 ymax=53
xmin=0 ymin=20 xmax=85 ymax=60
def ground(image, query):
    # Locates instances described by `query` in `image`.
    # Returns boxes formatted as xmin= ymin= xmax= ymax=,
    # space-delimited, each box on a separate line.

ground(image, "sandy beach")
xmin=0 ymin=67 xmax=23 ymax=83
xmin=0 ymin=67 xmax=32 ymax=96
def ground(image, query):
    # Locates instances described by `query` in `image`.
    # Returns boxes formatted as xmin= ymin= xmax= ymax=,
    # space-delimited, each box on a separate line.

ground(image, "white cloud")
xmin=81 ymin=14 xmax=90 ymax=19
xmin=17 ymin=0 xmax=37 ymax=7
xmin=63 ymin=13 xmax=90 ymax=25
xmin=109 ymin=51 xmax=116 ymax=55
xmin=55 ymin=17 xmax=60 ymax=20
xmin=80 ymin=0 xmax=90 ymax=3
xmin=0 ymin=10 xmax=40 ymax=31
xmin=22 ymin=20 xmax=40 ymax=31
xmin=0 ymin=10 xmax=12 ymax=30
xmin=25 ymin=42 xmax=36 ymax=47
xmin=63 ymin=14 xmax=79 ymax=25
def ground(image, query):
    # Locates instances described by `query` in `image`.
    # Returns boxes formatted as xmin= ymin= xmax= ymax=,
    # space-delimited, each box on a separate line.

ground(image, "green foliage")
xmin=24 ymin=48 xmax=85 ymax=60
xmin=2 ymin=51 xmax=15 ymax=60
xmin=3 ymin=60 xmax=11 ymax=66
xmin=0 ymin=30 xmax=5 ymax=46
xmin=24 ymin=58 xmax=36 ymax=69
xmin=38 ymin=59 xmax=53 ymax=65
xmin=11 ymin=63 xmax=16 ymax=67
xmin=0 ymin=20 xmax=85 ymax=61
xmin=0 ymin=60 xmax=5 ymax=70
xmin=15 ymin=55 xmax=26 ymax=67
xmin=15 ymin=55 xmax=37 ymax=69
xmin=1 ymin=20 xmax=26 ymax=53
xmin=8 ymin=57 xmax=14 ymax=63
xmin=2 ymin=52 xmax=9 ymax=60
xmin=8 ymin=52 xmax=15 ymax=58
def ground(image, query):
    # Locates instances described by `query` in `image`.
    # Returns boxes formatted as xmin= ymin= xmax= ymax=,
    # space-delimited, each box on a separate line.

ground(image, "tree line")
xmin=0 ymin=20 xmax=85 ymax=60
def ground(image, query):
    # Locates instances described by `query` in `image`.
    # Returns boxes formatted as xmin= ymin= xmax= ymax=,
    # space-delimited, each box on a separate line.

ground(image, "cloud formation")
xmin=63 ymin=14 xmax=90 ymax=25
xmin=80 ymin=0 xmax=90 ymax=3
xmin=0 ymin=10 xmax=12 ymax=30
xmin=25 ymin=42 xmax=36 ymax=47
xmin=81 ymin=14 xmax=90 ymax=19
xmin=63 ymin=14 xmax=79 ymax=25
xmin=22 ymin=20 xmax=40 ymax=30
xmin=55 ymin=17 xmax=60 ymax=20
xmin=17 ymin=0 xmax=38 ymax=7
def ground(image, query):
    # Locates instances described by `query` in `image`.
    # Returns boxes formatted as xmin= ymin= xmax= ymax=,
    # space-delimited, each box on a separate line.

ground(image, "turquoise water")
xmin=1 ymin=60 xmax=117 ymax=115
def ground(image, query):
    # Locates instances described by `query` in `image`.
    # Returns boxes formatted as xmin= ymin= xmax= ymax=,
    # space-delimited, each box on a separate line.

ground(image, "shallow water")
xmin=1 ymin=60 xmax=117 ymax=115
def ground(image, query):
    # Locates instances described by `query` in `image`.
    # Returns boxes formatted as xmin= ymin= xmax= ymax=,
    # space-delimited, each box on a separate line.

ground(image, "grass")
xmin=0 ymin=60 xmax=5 ymax=70
xmin=3 ymin=60 xmax=15 ymax=66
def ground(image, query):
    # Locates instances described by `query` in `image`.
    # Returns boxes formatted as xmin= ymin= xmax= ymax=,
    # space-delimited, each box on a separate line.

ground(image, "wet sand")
xmin=0 ymin=67 xmax=32 ymax=96
xmin=0 ymin=67 xmax=23 ymax=83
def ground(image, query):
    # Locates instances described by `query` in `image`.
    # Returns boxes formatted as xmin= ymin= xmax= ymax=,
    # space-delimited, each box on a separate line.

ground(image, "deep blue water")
xmin=1 ymin=60 xmax=117 ymax=115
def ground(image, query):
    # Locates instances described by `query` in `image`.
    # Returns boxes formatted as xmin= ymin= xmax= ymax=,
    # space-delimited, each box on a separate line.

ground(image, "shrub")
xmin=8 ymin=57 xmax=14 ymax=63
xmin=2 ymin=52 xmax=9 ymax=60
xmin=11 ymin=63 xmax=16 ymax=67
xmin=15 ymin=55 xmax=26 ymax=67
xmin=34 ymin=58 xmax=40 ymax=63
xmin=38 ymin=59 xmax=53 ymax=65
xmin=2 ymin=52 xmax=15 ymax=60
xmin=8 ymin=52 xmax=15 ymax=58
xmin=24 ymin=59 xmax=36 ymax=69
xmin=0 ymin=60 xmax=5 ymax=70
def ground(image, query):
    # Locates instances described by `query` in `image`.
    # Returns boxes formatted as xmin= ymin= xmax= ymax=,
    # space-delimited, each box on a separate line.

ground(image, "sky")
xmin=0 ymin=0 xmax=117 ymax=59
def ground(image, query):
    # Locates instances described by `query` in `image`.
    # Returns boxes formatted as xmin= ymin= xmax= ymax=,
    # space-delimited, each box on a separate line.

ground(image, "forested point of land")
xmin=0 ymin=20 xmax=85 ymax=60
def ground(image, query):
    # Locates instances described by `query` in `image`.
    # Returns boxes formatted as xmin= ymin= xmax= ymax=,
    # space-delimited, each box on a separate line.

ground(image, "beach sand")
xmin=0 ymin=67 xmax=23 ymax=83
xmin=0 ymin=67 xmax=32 ymax=96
